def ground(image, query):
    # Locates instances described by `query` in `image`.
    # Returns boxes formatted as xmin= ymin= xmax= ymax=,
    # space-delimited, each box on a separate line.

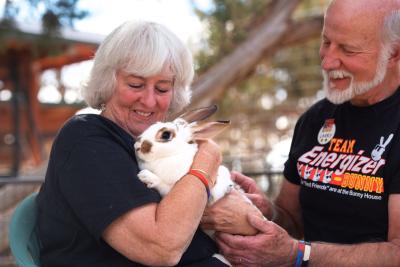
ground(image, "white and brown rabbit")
xmin=134 ymin=105 xmax=245 ymax=204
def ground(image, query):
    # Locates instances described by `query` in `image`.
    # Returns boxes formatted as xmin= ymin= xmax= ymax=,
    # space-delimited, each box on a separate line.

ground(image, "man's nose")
xmin=320 ymin=47 xmax=341 ymax=71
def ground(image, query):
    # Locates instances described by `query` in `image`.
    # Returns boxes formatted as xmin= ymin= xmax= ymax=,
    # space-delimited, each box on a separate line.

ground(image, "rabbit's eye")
xmin=156 ymin=128 xmax=176 ymax=142
xmin=161 ymin=131 xmax=172 ymax=140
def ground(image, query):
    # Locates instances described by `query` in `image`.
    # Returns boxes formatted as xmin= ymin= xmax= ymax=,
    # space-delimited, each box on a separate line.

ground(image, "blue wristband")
xmin=294 ymin=240 xmax=304 ymax=267
xmin=294 ymin=240 xmax=311 ymax=267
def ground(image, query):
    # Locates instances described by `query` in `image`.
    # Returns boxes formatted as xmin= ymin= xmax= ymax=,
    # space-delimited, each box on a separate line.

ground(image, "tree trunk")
xmin=189 ymin=0 xmax=323 ymax=108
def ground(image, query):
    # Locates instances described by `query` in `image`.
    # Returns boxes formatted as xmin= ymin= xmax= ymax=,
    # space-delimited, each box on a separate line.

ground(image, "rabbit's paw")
xmin=138 ymin=170 xmax=160 ymax=188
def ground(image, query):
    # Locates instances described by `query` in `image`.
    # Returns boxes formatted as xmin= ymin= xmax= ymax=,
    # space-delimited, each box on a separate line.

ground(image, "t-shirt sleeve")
xmin=387 ymin=140 xmax=400 ymax=194
xmin=388 ymin=176 xmax=400 ymax=194
xmin=57 ymin=136 xmax=160 ymax=240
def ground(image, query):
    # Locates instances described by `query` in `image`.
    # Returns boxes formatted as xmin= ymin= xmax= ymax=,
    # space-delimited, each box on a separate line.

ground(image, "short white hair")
xmin=82 ymin=21 xmax=194 ymax=113
xmin=382 ymin=10 xmax=400 ymax=54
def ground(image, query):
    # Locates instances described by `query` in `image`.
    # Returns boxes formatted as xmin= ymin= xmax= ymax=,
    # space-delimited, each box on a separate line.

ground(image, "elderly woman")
xmin=36 ymin=21 xmax=241 ymax=267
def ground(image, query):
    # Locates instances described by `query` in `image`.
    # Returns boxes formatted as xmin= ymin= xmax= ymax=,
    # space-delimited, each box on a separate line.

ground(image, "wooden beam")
xmin=0 ymin=104 xmax=80 ymax=134
xmin=35 ymin=44 xmax=95 ymax=70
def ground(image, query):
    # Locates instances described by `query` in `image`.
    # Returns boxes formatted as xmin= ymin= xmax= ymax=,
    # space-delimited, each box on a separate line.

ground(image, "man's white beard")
xmin=322 ymin=46 xmax=391 ymax=104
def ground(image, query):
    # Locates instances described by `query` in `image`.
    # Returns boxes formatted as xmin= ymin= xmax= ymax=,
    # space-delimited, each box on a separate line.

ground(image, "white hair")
xmin=382 ymin=10 xmax=400 ymax=50
xmin=323 ymin=5 xmax=400 ymax=104
xmin=82 ymin=21 xmax=194 ymax=113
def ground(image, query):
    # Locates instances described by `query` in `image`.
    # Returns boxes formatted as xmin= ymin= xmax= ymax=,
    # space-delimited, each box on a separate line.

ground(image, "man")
xmin=202 ymin=0 xmax=400 ymax=266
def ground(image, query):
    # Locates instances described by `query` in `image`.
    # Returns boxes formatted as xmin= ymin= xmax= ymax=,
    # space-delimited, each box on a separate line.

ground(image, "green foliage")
xmin=192 ymin=0 xmax=329 ymax=156
xmin=1 ymin=0 xmax=89 ymax=35
xmin=193 ymin=0 xmax=271 ymax=74
xmin=0 ymin=0 xmax=90 ymax=57
xmin=194 ymin=0 xmax=327 ymax=108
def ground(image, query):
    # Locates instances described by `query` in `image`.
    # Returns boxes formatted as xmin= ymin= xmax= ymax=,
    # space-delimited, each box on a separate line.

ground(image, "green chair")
xmin=8 ymin=192 xmax=41 ymax=267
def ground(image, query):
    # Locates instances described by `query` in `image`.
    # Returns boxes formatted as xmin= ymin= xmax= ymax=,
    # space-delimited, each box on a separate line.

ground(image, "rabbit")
xmin=134 ymin=105 xmax=248 ymax=205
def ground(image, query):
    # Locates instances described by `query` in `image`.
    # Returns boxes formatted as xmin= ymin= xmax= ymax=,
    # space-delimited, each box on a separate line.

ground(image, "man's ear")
xmin=388 ymin=43 xmax=400 ymax=67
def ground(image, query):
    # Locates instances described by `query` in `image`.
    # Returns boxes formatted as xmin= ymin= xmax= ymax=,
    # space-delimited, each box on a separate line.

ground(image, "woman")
xmin=37 ymin=21 xmax=231 ymax=266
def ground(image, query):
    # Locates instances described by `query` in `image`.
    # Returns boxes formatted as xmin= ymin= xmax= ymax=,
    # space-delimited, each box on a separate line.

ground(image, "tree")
xmin=1 ymin=0 xmax=89 ymax=35
xmin=188 ymin=0 xmax=329 ymax=169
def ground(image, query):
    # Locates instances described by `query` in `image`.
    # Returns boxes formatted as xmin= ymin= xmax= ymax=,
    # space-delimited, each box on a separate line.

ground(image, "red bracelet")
xmin=188 ymin=169 xmax=211 ymax=200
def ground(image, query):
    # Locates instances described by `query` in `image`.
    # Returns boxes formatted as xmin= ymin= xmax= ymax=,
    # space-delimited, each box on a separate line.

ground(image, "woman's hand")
xmin=191 ymin=140 xmax=222 ymax=186
xmin=201 ymin=190 xmax=263 ymax=235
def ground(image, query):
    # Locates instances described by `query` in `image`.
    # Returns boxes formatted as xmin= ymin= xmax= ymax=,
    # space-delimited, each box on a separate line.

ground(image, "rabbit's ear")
xmin=191 ymin=120 xmax=230 ymax=140
xmin=178 ymin=105 xmax=218 ymax=123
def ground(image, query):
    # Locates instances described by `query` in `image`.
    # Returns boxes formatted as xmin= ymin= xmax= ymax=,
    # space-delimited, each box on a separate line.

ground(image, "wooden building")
xmin=0 ymin=23 xmax=102 ymax=178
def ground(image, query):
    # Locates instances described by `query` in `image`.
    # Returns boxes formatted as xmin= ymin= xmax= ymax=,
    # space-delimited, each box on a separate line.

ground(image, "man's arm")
xmin=307 ymin=194 xmax=400 ymax=266
xmin=216 ymin=194 xmax=400 ymax=267
xmin=273 ymin=180 xmax=303 ymax=239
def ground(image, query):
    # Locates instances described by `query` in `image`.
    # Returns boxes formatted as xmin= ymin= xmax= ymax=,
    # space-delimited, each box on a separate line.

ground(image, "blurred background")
xmin=0 ymin=0 xmax=329 ymax=265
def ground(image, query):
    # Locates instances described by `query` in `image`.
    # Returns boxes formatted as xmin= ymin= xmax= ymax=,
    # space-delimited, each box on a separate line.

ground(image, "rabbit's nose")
xmin=140 ymin=140 xmax=152 ymax=154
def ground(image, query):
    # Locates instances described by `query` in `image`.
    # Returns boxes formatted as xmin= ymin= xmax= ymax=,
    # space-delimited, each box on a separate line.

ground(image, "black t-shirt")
xmin=37 ymin=114 xmax=227 ymax=267
xmin=284 ymin=88 xmax=400 ymax=244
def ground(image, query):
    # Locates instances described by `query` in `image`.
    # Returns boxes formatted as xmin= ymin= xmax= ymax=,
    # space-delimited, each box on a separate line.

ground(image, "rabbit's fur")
xmin=134 ymin=106 xmax=240 ymax=204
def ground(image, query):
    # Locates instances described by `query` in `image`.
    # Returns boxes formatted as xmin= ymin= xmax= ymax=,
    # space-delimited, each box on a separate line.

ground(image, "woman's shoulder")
xmin=65 ymin=113 xmax=103 ymax=127
xmin=50 ymin=114 xmax=100 ymax=149
xmin=56 ymin=113 xmax=134 ymax=153
xmin=57 ymin=114 xmax=105 ymax=137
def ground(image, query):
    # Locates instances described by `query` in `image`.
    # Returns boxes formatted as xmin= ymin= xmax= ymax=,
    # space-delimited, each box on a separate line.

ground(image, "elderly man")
xmin=202 ymin=0 xmax=400 ymax=266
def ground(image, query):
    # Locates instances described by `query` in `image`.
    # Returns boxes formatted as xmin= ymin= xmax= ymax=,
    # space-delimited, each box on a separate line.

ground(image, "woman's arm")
xmin=102 ymin=140 xmax=221 ymax=266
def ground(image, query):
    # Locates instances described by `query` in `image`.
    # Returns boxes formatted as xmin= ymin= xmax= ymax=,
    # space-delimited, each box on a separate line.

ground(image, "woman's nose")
xmin=140 ymin=87 xmax=156 ymax=107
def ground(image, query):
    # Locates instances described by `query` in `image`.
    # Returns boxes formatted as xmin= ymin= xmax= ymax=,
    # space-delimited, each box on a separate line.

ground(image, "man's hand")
xmin=215 ymin=214 xmax=297 ymax=267
xmin=201 ymin=190 xmax=263 ymax=235
xmin=231 ymin=171 xmax=275 ymax=220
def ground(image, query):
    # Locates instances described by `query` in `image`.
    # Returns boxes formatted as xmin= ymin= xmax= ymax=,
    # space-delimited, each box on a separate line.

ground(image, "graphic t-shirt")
xmin=284 ymin=88 xmax=400 ymax=244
